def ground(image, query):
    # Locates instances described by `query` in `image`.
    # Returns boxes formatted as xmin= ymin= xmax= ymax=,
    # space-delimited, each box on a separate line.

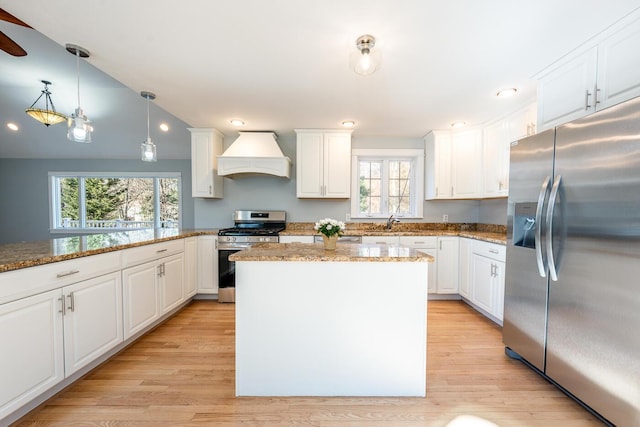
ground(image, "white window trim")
xmin=48 ymin=171 xmax=182 ymax=233
xmin=350 ymin=149 xmax=424 ymax=219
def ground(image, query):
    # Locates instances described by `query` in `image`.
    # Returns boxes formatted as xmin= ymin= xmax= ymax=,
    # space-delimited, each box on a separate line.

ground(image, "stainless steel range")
xmin=217 ymin=210 xmax=286 ymax=302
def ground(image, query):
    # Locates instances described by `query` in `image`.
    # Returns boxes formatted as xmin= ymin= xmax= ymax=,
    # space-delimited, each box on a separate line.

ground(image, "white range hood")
xmin=217 ymin=132 xmax=291 ymax=178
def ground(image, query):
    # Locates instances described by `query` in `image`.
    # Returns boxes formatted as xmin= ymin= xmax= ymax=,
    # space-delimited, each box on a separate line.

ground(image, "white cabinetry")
xmin=361 ymin=235 xmax=400 ymax=245
xmin=197 ymin=235 xmax=219 ymax=294
xmin=425 ymin=130 xmax=482 ymax=199
xmin=184 ymin=237 xmax=197 ymax=298
xmin=279 ymin=235 xmax=315 ymax=243
xmin=399 ymin=236 xmax=437 ymax=294
xmin=190 ymin=128 xmax=224 ymax=198
xmin=62 ymin=272 xmax=123 ymax=376
xmin=121 ymin=240 xmax=185 ymax=339
xmin=295 ymin=130 xmax=352 ymax=198
xmin=436 ymin=237 xmax=459 ymax=294
xmin=538 ymin=17 xmax=640 ymax=130
xmin=0 ymin=290 xmax=64 ymax=420
xmin=466 ymin=240 xmax=506 ymax=324
xmin=458 ymin=238 xmax=472 ymax=299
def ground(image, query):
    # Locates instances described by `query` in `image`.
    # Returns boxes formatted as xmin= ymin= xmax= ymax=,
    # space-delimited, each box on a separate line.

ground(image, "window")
xmin=49 ymin=172 xmax=181 ymax=232
xmin=351 ymin=149 xmax=424 ymax=218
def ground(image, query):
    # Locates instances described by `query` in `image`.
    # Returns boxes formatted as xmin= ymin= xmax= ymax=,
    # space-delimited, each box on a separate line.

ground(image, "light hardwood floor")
xmin=14 ymin=300 xmax=603 ymax=426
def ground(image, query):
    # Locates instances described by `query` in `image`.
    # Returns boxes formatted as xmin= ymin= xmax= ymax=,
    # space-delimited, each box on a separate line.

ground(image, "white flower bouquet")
xmin=314 ymin=218 xmax=346 ymax=238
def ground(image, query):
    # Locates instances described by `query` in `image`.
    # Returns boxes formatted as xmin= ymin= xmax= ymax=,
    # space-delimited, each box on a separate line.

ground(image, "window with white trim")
xmin=350 ymin=149 xmax=424 ymax=218
xmin=49 ymin=172 xmax=181 ymax=232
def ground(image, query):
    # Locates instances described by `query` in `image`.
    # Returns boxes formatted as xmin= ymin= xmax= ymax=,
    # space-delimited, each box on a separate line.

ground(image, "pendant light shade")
xmin=25 ymin=80 xmax=67 ymax=126
xmin=66 ymin=44 xmax=93 ymax=143
xmin=140 ymin=91 xmax=157 ymax=162
xmin=349 ymin=35 xmax=381 ymax=76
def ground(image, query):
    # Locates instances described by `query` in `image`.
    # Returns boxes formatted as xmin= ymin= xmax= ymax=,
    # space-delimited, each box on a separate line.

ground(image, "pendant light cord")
xmin=75 ymin=49 xmax=81 ymax=108
xmin=146 ymin=96 xmax=151 ymax=140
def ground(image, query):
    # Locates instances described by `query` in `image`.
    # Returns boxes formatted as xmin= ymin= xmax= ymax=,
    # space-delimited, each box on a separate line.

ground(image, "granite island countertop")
xmin=229 ymin=242 xmax=434 ymax=262
xmin=0 ymin=228 xmax=219 ymax=273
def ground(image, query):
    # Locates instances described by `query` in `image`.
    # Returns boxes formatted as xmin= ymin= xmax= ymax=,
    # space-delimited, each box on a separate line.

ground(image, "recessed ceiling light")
xmin=341 ymin=120 xmax=356 ymax=128
xmin=7 ymin=122 xmax=19 ymax=131
xmin=230 ymin=119 xmax=245 ymax=126
xmin=159 ymin=123 xmax=169 ymax=132
xmin=451 ymin=121 xmax=466 ymax=129
xmin=496 ymin=88 xmax=518 ymax=98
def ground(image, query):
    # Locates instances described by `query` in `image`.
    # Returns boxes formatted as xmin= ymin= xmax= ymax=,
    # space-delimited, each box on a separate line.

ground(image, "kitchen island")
xmin=230 ymin=242 xmax=433 ymax=397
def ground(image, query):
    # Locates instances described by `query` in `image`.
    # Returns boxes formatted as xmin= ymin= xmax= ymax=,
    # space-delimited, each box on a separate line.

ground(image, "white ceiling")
xmin=1 ymin=1 xmax=639 ymax=159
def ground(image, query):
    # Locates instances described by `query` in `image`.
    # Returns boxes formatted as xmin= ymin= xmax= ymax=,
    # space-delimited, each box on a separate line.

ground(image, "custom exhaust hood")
xmin=217 ymin=132 xmax=291 ymax=178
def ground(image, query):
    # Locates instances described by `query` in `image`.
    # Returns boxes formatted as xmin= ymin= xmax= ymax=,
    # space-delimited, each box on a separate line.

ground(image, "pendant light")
xmin=140 ymin=91 xmax=157 ymax=162
xmin=25 ymin=80 xmax=67 ymax=126
xmin=65 ymin=44 xmax=93 ymax=143
xmin=349 ymin=35 xmax=381 ymax=76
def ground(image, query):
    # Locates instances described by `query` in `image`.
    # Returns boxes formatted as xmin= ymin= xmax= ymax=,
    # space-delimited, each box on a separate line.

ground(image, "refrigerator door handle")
xmin=534 ymin=176 xmax=551 ymax=278
xmin=546 ymin=175 xmax=562 ymax=281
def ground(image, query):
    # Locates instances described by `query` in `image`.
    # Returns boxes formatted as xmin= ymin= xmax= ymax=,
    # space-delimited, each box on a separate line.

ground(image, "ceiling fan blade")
xmin=0 ymin=8 xmax=31 ymax=28
xmin=0 ymin=30 xmax=27 ymax=56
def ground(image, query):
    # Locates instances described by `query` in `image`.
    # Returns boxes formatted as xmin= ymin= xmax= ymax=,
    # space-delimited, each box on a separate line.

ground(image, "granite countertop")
xmin=229 ymin=242 xmax=434 ymax=263
xmin=0 ymin=228 xmax=219 ymax=273
xmin=281 ymin=222 xmax=507 ymax=245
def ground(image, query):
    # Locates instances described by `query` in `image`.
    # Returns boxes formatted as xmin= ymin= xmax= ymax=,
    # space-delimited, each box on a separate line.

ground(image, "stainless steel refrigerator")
xmin=504 ymin=96 xmax=640 ymax=426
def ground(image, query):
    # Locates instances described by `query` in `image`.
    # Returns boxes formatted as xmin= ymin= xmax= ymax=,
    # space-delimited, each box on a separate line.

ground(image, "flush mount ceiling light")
xmin=350 ymin=34 xmax=381 ymax=76
xmin=65 ymin=44 xmax=93 ymax=143
xmin=25 ymin=80 xmax=67 ymax=126
xmin=341 ymin=120 xmax=356 ymax=128
xmin=497 ymin=88 xmax=518 ymax=98
xmin=451 ymin=120 xmax=467 ymax=129
xmin=230 ymin=119 xmax=245 ymax=126
xmin=140 ymin=91 xmax=158 ymax=162
xmin=7 ymin=122 xmax=19 ymax=131
xmin=159 ymin=123 xmax=169 ymax=132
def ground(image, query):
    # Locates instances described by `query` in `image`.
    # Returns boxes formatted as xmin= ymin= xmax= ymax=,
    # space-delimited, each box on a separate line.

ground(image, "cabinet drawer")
xmin=399 ymin=236 xmax=437 ymax=248
xmin=472 ymin=240 xmax=506 ymax=262
xmin=0 ymin=251 xmax=122 ymax=305
xmin=121 ymin=239 xmax=184 ymax=268
xmin=361 ymin=236 xmax=399 ymax=245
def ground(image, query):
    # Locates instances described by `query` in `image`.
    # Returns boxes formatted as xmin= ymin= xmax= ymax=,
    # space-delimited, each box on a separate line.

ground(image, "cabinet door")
xmin=425 ymin=131 xmax=452 ymax=199
xmin=596 ymin=22 xmax=640 ymax=110
xmin=482 ymin=120 xmax=509 ymax=197
xmin=451 ymin=130 xmax=482 ymax=198
xmin=323 ymin=133 xmax=351 ymax=198
xmin=296 ymin=132 xmax=324 ymax=198
xmin=279 ymin=235 xmax=315 ymax=243
xmin=184 ymin=237 xmax=197 ymax=298
xmin=190 ymin=128 xmax=223 ymax=198
xmin=507 ymin=103 xmax=537 ymax=142
xmin=361 ymin=236 xmax=400 ymax=245
xmin=122 ymin=261 xmax=159 ymax=339
xmin=159 ymin=254 xmax=184 ymax=314
xmin=537 ymin=47 xmax=598 ymax=130
xmin=197 ymin=236 xmax=219 ymax=294
xmin=492 ymin=260 xmax=505 ymax=322
xmin=436 ymin=237 xmax=459 ymax=294
xmin=0 ymin=290 xmax=64 ymax=420
xmin=458 ymin=238 xmax=473 ymax=299
xmin=417 ymin=248 xmax=437 ymax=294
xmin=471 ymin=255 xmax=494 ymax=313
xmin=63 ymin=272 xmax=123 ymax=376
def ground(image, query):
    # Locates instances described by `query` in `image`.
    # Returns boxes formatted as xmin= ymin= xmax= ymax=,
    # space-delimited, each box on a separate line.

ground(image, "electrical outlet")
xmin=442 ymin=214 xmax=449 ymax=223
xmin=345 ymin=213 xmax=351 ymax=221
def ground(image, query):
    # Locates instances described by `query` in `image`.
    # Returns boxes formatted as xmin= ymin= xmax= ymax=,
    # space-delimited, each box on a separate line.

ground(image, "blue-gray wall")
xmin=0 ymin=158 xmax=193 ymax=244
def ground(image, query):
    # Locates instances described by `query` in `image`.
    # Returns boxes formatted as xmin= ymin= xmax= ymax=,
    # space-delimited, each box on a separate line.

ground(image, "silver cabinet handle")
xmin=56 ymin=270 xmax=80 ymax=278
xmin=209 ymin=185 xmax=212 ymax=195
xmin=489 ymin=249 xmax=499 ymax=254
xmin=157 ymin=265 xmax=163 ymax=277
xmin=594 ymin=85 xmax=600 ymax=107
xmin=546 ymin=175 xmax=562 ymax=281
xmin=535 ymin=176 xmax=551 ymax=278
xmin=156 ymin=249 xmax=168 ymax=253
xmin=450 ymin=186 xmax=453 ymax=196
xmin=58 ymin=296 xmax=66 ymax=315
xmin=67 ymin=292 xmax=75 ymax=312
xmin=585 ymin=89 xmax=592 ymax=110
xmin=414 ymin=241 xmax=425 ymax=244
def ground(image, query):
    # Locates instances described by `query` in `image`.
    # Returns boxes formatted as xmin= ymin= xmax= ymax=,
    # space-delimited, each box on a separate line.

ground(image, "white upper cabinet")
xmin=538 ymin=15 xmax=640 ymax=130
xmin=425 ymin=129 xmax=482 ymax=200
xmin=190 ymin=128 xmax=224 ymax=198
xmin=295 ymin=130 xmax=352 ymax=198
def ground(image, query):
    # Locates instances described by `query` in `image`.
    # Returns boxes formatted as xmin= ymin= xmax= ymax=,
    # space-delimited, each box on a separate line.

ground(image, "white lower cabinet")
xmin=279 ymin=235 xmax=315 ymax=243
xmin=361 ymin=236 xmax=400 ymax=245
xmin=197 ymin=236 xmax=219 ymax=294
xmin=464 ymin=239 xmax=506 ymax=324
xmin=0 ymin=289 xmax=64 ymax=420
xmin=436 ymin=237 xmax=459 ymax=294
xmin=159 ymin=254 xmax=184 ymax=315
xmin=458 ymin=238 xmax=472 ymax=299
xmin=184 ymin=237 xmax=198 ymax=298
xmin=399 ymin=236 xmax=437 ymax=294
xmin=62 ymin=272 xmax=123 ymax=376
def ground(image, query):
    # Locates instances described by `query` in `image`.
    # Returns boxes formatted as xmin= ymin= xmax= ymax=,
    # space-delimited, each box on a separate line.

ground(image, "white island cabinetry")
xmin=399 ymin=236 xmax=437 ymax=294
xmin=295 ymin=130 xmax=352 ymax=198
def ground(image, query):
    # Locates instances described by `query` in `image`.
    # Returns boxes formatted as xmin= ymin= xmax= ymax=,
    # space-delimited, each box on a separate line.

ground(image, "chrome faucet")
xmin=386 ymin=214 xmax=400 ymax=230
